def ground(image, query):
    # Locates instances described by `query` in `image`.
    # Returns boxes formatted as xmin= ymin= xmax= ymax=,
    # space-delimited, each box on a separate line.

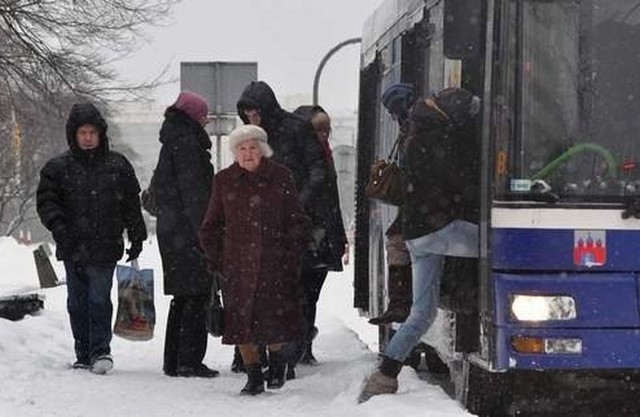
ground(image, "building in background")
xmin=111 ymin=101 xmax=166 ymax=187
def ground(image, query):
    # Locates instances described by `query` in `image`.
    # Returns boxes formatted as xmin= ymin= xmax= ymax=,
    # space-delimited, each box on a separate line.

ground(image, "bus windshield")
xmin=505 ymin=0 xmax=640 ymax=201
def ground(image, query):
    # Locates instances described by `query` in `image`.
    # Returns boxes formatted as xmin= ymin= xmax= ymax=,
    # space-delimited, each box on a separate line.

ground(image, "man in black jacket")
xmin=37 ymin=103 xmax=147 ymax=375
xmin=236 ymin=81 xmax=327 ymax=383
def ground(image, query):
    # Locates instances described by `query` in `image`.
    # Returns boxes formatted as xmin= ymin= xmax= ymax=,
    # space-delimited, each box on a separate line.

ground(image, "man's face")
xmin=244 ymin=109 xmax=261 ymax=126
xmin=76 ymin=124 xmax=100 ymax=150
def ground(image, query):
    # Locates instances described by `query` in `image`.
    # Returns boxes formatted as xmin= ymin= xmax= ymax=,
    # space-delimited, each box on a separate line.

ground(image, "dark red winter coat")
xmin=199 ymin=157 xmax=311 ymax=345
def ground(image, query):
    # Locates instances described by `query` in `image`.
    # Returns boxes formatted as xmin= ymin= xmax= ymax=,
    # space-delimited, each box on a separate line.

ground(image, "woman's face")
xmin=236 ymin=139 xmax=262 ymax=172
xmin=314 ymin=124 xmax=331 ymax=144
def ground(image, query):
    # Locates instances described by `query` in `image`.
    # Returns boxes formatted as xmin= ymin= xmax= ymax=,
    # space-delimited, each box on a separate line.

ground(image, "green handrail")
xmin=530 ymin=142 xmax=617 ymax=180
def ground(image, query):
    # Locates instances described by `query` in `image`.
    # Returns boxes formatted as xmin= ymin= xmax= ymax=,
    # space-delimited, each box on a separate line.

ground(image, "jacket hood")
xmin=292 ymin=105 xmax=327 ymax=121
xmin=236 ymin=81 xmax=282 ymax=128
xmin=65 ymin=103 xmax=109 ymax=156
xmin=410 ymin=88 xmax=480 ymax=131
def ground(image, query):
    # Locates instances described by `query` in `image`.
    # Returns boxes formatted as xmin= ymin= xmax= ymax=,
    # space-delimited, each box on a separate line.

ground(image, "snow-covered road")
xmin=0 ymin=237 xmax=471 ymax=417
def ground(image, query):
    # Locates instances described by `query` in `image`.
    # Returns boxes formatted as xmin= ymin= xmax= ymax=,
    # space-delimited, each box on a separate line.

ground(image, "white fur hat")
xmin=228 ymin=124 xmax=273 ymax=158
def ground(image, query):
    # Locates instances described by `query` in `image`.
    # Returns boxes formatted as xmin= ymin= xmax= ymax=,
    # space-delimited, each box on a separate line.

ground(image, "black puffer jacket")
xmin=293 ymin=105 xmax=347 ymax=271
xmin=402 ymin=88 xmax=480 ymax=240
xmin=155 ymin=107 xmax=214 ymax=296
xmin=237 ymin=81 xmax=327 ymax=211
xmin=36 ymin=103 xmax=147 ymax=263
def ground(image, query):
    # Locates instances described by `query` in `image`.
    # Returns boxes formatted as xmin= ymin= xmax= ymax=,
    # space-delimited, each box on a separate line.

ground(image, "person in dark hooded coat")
xmin=290 ymin=105 xmax=348 ymax=369
xmin=36 ymin=102 xmax=147 ymax=374
xmin=153 ymin=91 xmax=218 ymax=378
xmin=236 ymin=81 xmax=327 ymax=212
xmin=232 ymin=81 xmax=328 ymax=372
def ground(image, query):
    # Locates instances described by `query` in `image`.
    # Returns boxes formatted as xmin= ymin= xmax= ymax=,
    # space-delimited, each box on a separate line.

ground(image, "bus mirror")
xmin=443 ymin=0 xmax=482 ymax=59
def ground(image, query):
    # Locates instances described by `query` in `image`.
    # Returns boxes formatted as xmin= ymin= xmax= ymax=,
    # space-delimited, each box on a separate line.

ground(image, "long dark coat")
xmin=293 ymin=105 xmax=347 ymax=271
xmin=36 ymin=103 xmax=147 ymax=263
xmin=199 ymin=158 xmax=310 ymax=345
xmin=402 ymin=88 xmax=480 ymax=240
xmin=154 ymin=107 xmax=214 ymax=296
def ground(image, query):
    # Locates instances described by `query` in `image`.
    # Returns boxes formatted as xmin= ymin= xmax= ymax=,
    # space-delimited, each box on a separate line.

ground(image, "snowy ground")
xmin=0 ymin=236 xmax=472 ymax=417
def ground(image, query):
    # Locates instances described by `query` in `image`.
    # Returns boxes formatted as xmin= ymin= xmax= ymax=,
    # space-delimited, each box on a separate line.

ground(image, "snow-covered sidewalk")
xmin=0 ymin=237 xmax=471 ymax=417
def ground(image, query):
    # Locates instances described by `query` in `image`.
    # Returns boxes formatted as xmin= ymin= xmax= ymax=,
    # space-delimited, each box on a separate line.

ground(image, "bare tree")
xmin=0 ymin=91 xmax=75 ymax=237
xmin=0 ymin=0 xmax=178 ymax=238
xmin=0 ymin=0 xmax=177 ymax=105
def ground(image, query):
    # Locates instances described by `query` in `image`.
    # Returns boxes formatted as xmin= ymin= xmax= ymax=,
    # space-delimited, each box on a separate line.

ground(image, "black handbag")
xmin=206 ymin=272 xmax=225 ymax=337
xmin=364 ymin=135 xmax=404 ymax=206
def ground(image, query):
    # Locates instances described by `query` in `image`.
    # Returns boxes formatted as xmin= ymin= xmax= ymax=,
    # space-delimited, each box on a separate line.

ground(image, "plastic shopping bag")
xmin=114 ymin=260 xmax=155 ymax=341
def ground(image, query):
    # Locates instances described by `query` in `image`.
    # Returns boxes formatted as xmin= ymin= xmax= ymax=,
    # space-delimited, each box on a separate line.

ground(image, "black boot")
xmin=299 ymin=341 xmax=318 ymax=365
xmin=369 ymin=265 xmax=412 ymax=325
xmin=240 ymin=364 xmax=265 ymax=396
xmin=259 ymin=344 xmax=269 ymax=369
xmin=266 ymin=350 xmax=286 ymax=389
xmin=231 ymin=346 xmax=245 ymax=373
xmin=285 ymin=362 xmax=296 ymax=380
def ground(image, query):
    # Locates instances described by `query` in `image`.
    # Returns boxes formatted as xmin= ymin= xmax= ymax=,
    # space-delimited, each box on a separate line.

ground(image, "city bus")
xmin=354 ymin=0 xmax=640 ymax=415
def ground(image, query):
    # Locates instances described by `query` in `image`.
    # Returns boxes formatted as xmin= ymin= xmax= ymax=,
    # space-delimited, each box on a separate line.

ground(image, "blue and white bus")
xmin=354 ymin=1 xmax=640 ymax=415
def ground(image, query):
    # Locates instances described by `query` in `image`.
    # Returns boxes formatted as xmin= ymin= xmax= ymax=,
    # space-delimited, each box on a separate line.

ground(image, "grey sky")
xmin=116 ymin=0 xmax=383 ymax=113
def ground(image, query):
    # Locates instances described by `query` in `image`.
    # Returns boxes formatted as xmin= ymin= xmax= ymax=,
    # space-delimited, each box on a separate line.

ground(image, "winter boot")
xmin=241 ymin=364 xmax=265 ymax=396
xmin=90 ymin=354 xmax=114 ymax=375
xmin=285 ymin=362 xmax=296 ymax=380
xmin=266 ymin=350 xmax=286 ymax=389
xmin=177 ymin=363 xmax=220 ymax=378
xmin=299 ymin=341 xmax=318 ymax=365
xmin=282 ymin=342 xmax=300 ymax=380
xmin=259 ymin=344 xmax=269 ymax=369
xmin=358 ymin=356 xmax=403 ymax=403
xmin=231 ymin=345 xmax=245 ymax=373
xmin=72 ymin=358 xmax=91 ymax=370
xmin=368 ymin=265 xmax=412 ymax=325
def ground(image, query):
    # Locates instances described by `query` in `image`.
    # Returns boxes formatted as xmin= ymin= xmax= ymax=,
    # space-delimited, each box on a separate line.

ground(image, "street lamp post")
xmin=312 ymin=37 xmax=362 ymax=105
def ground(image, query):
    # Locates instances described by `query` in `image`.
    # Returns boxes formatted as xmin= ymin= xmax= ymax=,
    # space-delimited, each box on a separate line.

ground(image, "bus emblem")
xmin=573 ymin=230 xmax=606 ymax=267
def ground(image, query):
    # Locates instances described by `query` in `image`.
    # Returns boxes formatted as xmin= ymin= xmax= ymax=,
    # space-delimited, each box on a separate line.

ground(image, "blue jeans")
xmin=64 ymin=262 xmax=115 ymax=361
xmin=383 ymin=220 xmax=478 ymax=362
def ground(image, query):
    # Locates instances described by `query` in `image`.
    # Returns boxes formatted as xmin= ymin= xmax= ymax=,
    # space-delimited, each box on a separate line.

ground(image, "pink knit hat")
xmin=174 ymin=91 xmax=209 ymax=122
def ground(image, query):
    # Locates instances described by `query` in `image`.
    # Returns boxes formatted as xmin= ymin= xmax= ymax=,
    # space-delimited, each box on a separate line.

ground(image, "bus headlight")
xmin=510 ymin=295 xmax=577 ymax=321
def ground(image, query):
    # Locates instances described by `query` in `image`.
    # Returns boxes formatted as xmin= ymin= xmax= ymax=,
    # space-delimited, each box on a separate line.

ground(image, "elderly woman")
xmin=199 ymin=124 xmax=310 ymax=395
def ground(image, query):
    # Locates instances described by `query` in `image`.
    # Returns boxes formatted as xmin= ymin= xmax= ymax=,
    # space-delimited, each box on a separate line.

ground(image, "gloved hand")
xmin=125 ymin=241 xmax=143 ymax=262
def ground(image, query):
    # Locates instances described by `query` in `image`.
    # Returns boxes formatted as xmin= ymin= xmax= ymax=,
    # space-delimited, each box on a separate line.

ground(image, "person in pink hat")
xmin=153 ymin=91 xmax=219 ymax=378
